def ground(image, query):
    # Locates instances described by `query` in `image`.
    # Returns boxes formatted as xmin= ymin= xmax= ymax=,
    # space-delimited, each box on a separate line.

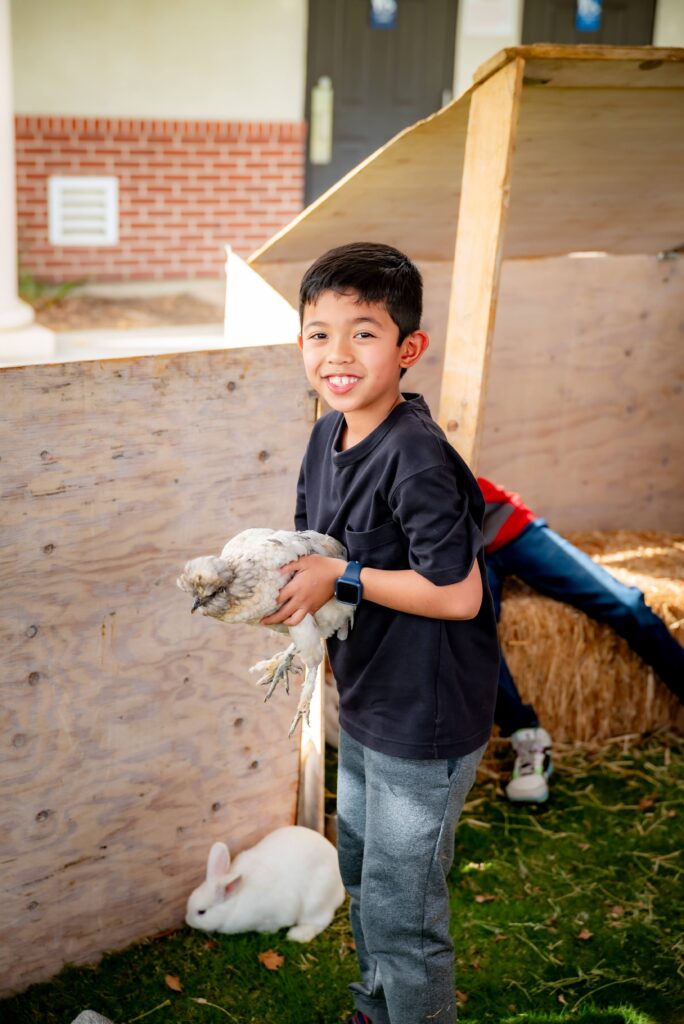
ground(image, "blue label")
xmin=370 ymin=0 xmax=398 ymax=29
xmin=576 ymin=0 xmax=603 ymax=32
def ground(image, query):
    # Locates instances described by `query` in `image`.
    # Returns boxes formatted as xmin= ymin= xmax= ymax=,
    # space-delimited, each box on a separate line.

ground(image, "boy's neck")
xmin=340 ymin=392 xmax=405 ymax=451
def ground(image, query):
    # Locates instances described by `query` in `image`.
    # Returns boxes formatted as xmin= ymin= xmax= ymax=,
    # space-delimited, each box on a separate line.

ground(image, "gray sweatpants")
xmin=337 ymin=727 xmax=486 ymax=1024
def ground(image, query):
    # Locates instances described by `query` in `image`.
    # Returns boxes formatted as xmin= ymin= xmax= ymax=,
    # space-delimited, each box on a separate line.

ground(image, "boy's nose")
xmin=327 ymin=341 xmax=354 ymax=362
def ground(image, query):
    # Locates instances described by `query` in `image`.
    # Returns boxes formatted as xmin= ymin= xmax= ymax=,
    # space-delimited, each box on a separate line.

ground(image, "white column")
xmin=0 ymin=0 xmax=53 ymax=358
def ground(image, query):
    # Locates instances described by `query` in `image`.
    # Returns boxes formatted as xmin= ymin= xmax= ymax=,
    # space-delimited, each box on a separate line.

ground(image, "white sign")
xmin=462 ymin=0 xmax=517 ymax=38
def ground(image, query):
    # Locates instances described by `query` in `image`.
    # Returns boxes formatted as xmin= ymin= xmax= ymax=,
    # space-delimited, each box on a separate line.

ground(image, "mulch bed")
xmin=33 ymin=293 xmax=223 ymax=333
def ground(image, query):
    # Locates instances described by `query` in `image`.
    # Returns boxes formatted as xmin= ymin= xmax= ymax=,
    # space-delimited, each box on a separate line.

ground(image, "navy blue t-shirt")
xmin=294 ymin=393 xmax=499 ymax=759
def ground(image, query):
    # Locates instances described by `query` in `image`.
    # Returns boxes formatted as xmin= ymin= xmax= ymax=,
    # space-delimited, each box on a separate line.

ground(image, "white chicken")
xmin=177 ymin=529 xmax=354 ymax=735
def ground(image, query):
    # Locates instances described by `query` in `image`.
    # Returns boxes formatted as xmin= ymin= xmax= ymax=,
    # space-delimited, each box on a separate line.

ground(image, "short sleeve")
xmin=389 ymin=464 xmax=484 ymax=585
xmin=294 ymin=458 xmax=308 ymax=531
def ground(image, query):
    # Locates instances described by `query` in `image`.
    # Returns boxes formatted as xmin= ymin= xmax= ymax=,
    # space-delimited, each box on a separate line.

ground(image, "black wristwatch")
xmin=335 ymin=560 xmax=363 ymax=606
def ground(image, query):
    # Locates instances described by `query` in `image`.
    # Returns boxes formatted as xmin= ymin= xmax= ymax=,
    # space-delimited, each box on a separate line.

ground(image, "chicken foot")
xmin=288 ymin=663 xmax=319 ymax=737
xmin=250 ymin=643 xmax=302 ymax=700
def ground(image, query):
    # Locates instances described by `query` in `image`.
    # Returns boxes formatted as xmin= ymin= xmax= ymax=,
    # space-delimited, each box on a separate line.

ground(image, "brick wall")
xmin=15 ymin=116 xmax=306 ymax=282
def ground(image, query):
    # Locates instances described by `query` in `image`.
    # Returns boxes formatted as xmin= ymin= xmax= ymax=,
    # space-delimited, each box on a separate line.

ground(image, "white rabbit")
xmin=185 ymin=825 xmax=345 ymax=942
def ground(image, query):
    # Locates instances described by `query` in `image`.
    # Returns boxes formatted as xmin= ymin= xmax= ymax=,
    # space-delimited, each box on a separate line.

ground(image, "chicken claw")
xmin=287 ymin=665 xmax=317 ymax=737
xmin=250 ymin=643 xmax=301 ymax=700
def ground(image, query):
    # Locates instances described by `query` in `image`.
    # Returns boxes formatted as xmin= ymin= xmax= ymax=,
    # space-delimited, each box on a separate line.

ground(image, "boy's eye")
xmin=355 ymin=332 xmax=374 ymax=340
xmin=308 ymin=332 xmax=327 ymax=341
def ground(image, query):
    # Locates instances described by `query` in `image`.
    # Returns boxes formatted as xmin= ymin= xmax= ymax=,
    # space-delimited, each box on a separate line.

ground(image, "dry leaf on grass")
xmin=150 ymin=927 xmax=180 ymax=941
xmin=474 ymin=893 xmax=496 ymax=903
xmin=578 ymin=928 xmax=593 ymax=941
xmin=165 ymin=974 xmax=183 ymax=992
xmin=558 ymin=993 xmax=568 ymax=1005
xmin=258 ymin=949 xmax=285 ymax=971
xmin=456 ymin=989 xmax=469 ymax=1006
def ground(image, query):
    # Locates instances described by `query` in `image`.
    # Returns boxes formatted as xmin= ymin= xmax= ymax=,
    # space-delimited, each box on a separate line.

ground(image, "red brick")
xmin=16 ymin=114 xmax=304 ymax=281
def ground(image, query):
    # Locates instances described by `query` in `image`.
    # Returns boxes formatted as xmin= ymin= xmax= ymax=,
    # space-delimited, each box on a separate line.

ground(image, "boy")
xmin=262 ymin=242 xmax=500 ymax=1024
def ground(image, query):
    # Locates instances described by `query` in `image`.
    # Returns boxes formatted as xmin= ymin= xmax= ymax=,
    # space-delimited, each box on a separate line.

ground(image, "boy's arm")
xmin=260 ymin=554 xmax=482 ymax=627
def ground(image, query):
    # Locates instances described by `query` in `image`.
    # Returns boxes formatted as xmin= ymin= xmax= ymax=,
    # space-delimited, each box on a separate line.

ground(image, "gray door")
xmin=522 ymin=0 xmax=655 ymax=45
xmin=305 ymin=0 xmax=458 ymax=204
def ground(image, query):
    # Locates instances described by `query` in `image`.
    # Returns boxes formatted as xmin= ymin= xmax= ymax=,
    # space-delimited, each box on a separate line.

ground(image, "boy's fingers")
xmin=261 ymin=604 xmax=290 ymax=625
xmin=280 ymin=557 xmax=307 ymax=574
xmin=261 ymin=599 xmax=308 ymax=626
xmin=282 ymin=609 xmax=307 ymax=626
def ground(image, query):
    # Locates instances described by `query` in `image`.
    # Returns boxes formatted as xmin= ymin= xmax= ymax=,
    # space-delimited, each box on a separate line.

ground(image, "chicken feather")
xmin=177 ymin=528 xmax=353 ymax=735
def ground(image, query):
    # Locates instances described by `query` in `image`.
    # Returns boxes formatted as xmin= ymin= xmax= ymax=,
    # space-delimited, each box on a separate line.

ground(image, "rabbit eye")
xmin=198 ymin=909 xmax=206 ymax=915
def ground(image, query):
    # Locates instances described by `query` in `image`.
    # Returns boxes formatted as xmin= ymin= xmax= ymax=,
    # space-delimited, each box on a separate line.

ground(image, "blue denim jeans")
xmin=486 ymin=519 xmax=684 ymax=736
xmin=337 ymin=727 xmax=486 ymax=1024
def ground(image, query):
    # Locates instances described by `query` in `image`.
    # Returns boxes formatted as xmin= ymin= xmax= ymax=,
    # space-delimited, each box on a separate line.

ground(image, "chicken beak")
xmin=191 ymin=597 xmax=201 ymax=614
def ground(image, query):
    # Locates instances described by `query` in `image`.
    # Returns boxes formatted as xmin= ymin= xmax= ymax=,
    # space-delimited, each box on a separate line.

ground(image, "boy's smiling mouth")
xmin=324 ymin=374 xmax=361 ymax=394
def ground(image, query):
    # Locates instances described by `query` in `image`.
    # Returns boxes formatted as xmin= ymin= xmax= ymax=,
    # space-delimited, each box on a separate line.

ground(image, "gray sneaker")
xmin=505 ymin=727 xmax=553 ymax=803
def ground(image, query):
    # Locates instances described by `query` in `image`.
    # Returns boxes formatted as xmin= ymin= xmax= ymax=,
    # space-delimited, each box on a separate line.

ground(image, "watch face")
xmin=336 ymin=580 xmax=361 ymax=605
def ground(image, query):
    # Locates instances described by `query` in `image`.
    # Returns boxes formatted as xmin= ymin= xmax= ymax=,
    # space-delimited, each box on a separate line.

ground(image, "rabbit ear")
xmin=221 ymin=871 xmax=242 ymax=898
xmin=206 ymin=841 xmax=231 ymax=880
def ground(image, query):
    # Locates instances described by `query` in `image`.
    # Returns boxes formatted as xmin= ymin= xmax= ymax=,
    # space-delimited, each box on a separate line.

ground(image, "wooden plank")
xmin=503 ymin=86 xmax=684 ymax=259
xmin=437 ymin=58 xmax=524 ymax=469
xmin=0 ymin=345 xmax=316 ymax=996
xmin=477 ymin=254 xmax=684 ymax=533
xmin=249 ymin=94 xmax=471 ymax=268
xmin=473 ymin=44 xmax=684 ymax=88
xmin=297 ymin=663 xmax=325 ymax=834
xmin=249 ymin=47 xmax=684 ymax=284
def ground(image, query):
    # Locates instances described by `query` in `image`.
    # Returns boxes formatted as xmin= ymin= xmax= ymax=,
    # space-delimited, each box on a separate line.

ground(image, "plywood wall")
xmin=0 ymin=345 xmax=315 ymax=996
xmin=408 ymin=254 xmax=684 ymax=533
xmin=479 ymin=255 xmax=684 ymax=532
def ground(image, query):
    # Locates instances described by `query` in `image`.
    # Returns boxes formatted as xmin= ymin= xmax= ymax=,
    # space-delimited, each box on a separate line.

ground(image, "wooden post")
xmin=296 ymin=395 xmax=326 ymax=834
xmin=297 ymin=662 xmax=325 ymax=833
xmin=438 ymin=58 xmax=524 ymax=470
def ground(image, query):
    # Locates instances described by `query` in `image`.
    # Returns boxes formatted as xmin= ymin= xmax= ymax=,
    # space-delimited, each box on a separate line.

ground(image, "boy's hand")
xmin=261 ymin=555 xmax=347 ymax=627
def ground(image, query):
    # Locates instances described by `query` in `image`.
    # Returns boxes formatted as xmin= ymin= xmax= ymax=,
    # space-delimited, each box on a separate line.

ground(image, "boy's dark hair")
xmin=299 ymin=242 xmax=423 ymax=378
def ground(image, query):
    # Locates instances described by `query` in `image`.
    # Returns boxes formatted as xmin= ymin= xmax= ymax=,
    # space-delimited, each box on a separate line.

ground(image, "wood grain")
xmin=438 ymin=58 xmax=524 ymax=469
xmin=478 ymin=255 xmax=684 ymax=532
xmin=474 ymin=45 xmax=684 ymax=89
xmin=0 ymin=344 xmax=315 ymax=995
xmin=250 ymin=47 xmax=684 ymax=277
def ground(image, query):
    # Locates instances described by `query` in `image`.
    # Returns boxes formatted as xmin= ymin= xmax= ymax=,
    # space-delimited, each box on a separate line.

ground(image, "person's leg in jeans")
xmin=336 ymin=727 xmax=486 ymax=1024
xmin=495 ymin=520 xmax=684 ymax=703
xmin=486 ymin=555 xmax=552 ymax=802
xmin=486 ymin=558 xmax=539 ymax=737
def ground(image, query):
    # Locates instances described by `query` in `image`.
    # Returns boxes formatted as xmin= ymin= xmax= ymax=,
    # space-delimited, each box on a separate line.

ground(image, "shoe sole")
xmin=506 ymin=763 xmax=553 ymax=804
xmin=506 ymin=789 xmax=549 ymax=803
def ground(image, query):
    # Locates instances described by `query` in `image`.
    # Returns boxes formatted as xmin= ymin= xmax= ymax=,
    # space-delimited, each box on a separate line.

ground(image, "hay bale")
xmin=498 ymin=530 xmax=684 ymax=742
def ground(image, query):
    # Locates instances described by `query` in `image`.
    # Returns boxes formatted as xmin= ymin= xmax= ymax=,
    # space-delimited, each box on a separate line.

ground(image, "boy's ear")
xmin=297 ymin=334 xmax=303 ymax=351
xmin=399 ymin=330 xmax=429 ymax=370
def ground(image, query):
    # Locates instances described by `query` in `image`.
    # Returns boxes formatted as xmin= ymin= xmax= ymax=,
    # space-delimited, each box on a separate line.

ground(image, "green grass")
xmin=2 ymin=734 xmax=682 ymax=1024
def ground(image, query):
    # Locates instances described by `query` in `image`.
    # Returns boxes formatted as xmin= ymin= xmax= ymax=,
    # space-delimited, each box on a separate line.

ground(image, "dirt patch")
xmin=33 ymin=293 xmax=223 ymax=332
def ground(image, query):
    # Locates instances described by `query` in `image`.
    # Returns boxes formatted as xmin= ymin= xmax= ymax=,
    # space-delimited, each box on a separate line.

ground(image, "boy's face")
xmin=298 ymin=289 xmax=428 ymax=422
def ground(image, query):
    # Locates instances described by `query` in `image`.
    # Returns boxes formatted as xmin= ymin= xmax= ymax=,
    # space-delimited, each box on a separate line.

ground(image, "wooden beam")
xmin=438 ymin=57 xmax=524 ymax=470
xmin=472 ymin=45 xmax=684 ymax=89
xmin=296 ymin=395 xmax=326 ymax=835
xmin=296 ymin=662 xmax=325 ymax=834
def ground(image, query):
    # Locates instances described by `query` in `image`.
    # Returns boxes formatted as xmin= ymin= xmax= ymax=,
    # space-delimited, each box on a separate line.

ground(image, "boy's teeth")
xmin=329 ymin=376 xmax=357 ymax=385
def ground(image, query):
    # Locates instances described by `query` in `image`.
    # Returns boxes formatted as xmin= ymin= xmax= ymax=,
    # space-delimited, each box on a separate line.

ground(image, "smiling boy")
xmin=263 ymin=242 xmax=500 ymax=1024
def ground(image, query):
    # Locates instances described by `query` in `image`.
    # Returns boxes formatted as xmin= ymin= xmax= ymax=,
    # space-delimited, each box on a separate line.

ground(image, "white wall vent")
xmin=48 ymin=176 xmax=119 ymax=246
